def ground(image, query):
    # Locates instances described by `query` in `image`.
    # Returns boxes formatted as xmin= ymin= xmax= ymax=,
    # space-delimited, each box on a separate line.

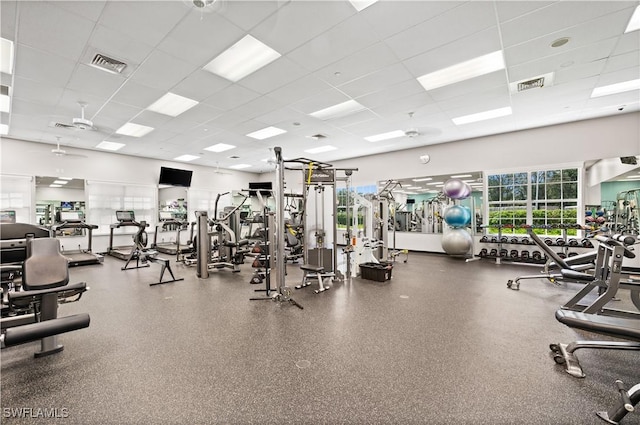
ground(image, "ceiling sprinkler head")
xmin=193 ymin=0 xmax=214 ymax=8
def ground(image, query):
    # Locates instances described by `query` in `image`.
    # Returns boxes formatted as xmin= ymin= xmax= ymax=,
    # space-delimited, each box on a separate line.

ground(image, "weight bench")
xmin=1 ymin=237 xmax=90 ymax=357
xmin=550 ymin=310 xmax=640 ymax=378
xmin=551 ymin=310 xmax=640 ymax=424
xmin=148 ymin=256 xmax=184 ymax=286
xmin=296 ymin=264 xmax=332 ymax=294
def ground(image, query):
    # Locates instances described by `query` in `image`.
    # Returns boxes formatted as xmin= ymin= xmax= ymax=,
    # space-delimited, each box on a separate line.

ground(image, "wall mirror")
xmin=158 ymin=186 xmax=188 ymax=231
xmin=35 ymin=176 xmax=86 ymax=236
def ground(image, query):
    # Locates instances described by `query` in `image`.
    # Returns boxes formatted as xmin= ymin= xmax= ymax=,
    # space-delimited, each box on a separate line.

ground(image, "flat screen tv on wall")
xmin=159 ymin=167 xmax=193 ymax=187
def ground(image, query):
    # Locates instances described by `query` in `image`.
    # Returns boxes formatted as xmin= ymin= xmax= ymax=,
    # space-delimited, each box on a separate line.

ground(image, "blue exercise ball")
xmin=443 ymin=179 xmax=471 ymax=200
xmin=443 ymin=205 xmax=471 ymax=228
xmin=441 ymin=228 xmax=473 ymax=255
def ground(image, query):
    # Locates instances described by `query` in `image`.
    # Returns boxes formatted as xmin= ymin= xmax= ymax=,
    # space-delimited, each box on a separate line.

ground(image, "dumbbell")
xmin=544 ymin=238 xmax=554 ymax=245
xmin=490 ymin=237 xmax=499 ymax=243
xmin=500 ymin=236 xmax=509 ymax=243
xmin=531 ymin=250 xmax=542 ymax=262
xmin=520 ymin=251 xmax=530 ymax=261
xmin=479 ymin=248 xmax=488 ymax=257
xmin=581 ymin=239 xmax=593 ymax=248
xmin=489 ymin=249 xmax=498 ymax=257
xmin=499 ymin=249 xmax=508 ymax=258
xmin=510 ymin=237 xmax=520 ymax=244
xmin=521 ymin=238 xmax=531 ymax=245
xmin=568 ymin=239 xmax=579 ymax=247
xmin=510 ymin=249 xmax=519 ymax=259
xmin=557 ymin=252 xmax=567 ymax=259
xmin=555 ymin=238 xmax=565 ymax=246
xmin=480 ymin=236 xmax=489 ymax=243
xmin=568 ymin=252 xmax=578 ymax=257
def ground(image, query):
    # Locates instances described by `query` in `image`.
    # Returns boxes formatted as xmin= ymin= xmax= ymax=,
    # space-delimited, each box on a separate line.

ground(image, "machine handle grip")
xmin=615 ymin=380 xmax=634 ymax=412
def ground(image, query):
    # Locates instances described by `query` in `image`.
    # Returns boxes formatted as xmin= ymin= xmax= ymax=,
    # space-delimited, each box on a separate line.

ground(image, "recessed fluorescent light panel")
xmin=204 ymin=143 xmax=236 ymax=153
xmin=625 ymin=5 xmax=640 ymax=33
xmin=49 ymin=184 xmax=62 ymax=188
xmin=96 ymin=141 xmax=126 ymax=151
xmin=413 ymin=177 xmax=432 ymax=182
xmin=0 ymin=38 xmax=14 ymax=75
xmin=147 ymin=92 xmax=199 ymax=117
xmin=591 ymin=79 xmax=640 ymax=98
xmin=365 ymin=130 xmax=405 ymax=142
xmin=310 ymin=99 xmax=365 ymax=120
xmin=349 ymin=0 xmax=378 ymax=12
xmin=452 ymin=106 xmax=512 ymax=125
xmin=305 ymin=145 xmax=337 ymax=154
xmin=229 ymin=164 xmax=251 ymax=169
xmin=246 ymin=126 xmax=287 ymax=140
xmin=417 ymin=50 xmax=505 ymax=92
xmin=116 ymin=122 xmax=154 ymax=137
xmin=451 ymin=174 xmax=472 ymax=178
xmin=203 ymin=35 xmax=281 ymax=82
xmin=58 ymin=177 xmax=73 ymax=180
xmin=53 ymin=180 xmax=68 ymax=185
xmin=174 ymin=154 xmax=200 ymax=162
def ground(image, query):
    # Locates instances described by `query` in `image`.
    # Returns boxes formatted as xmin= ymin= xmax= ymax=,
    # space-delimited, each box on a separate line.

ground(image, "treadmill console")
xmin=0 ymin=210 xmax=16 ymax=223
xmin=116 ymin=210 xmax=135 ymax=223
xmin=57 ymin=210 xmax=84 ymax=223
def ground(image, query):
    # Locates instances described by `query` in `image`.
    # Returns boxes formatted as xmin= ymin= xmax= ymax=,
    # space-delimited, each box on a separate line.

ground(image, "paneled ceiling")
xmin=1 ymin=1 xmax=639 ymax=173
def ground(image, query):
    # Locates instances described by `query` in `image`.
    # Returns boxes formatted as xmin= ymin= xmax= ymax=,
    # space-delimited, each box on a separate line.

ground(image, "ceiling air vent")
xmin=509 ymin=72 xmax=554 ymax=94
xmin=89 ymin=53 xmax=127 ymax=75
xmin=308 ymin=134 xmax=327 ymax=140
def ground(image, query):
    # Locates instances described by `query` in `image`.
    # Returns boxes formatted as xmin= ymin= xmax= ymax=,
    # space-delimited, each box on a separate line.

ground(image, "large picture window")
xmin=487 ymin=167 xmax=580 ymax=236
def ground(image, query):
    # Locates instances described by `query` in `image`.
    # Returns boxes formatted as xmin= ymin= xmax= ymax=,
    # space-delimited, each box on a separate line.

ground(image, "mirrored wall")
xmin=35 ymin=176 xmax=85 ymax=235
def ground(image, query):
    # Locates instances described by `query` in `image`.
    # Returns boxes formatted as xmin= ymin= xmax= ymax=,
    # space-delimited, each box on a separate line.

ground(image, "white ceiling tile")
xmin=99 ymin=1 xmax=191 ymax=47
xmin=56 ymin=90 xmax=111 ymax=118
xmin=1 ymin=1 xmax=18 ymax=40
xmin=129 ymin=50 xmax=200 ymax=91
xmin=231 ymin=95 xmax=284 ymax=121
xmin=357 ymin=79 xmax=424 ymax=110
xmin=339 ymin=63 xmax=414 ymax=99
xmin=214 ymin=0 xmax=280 ymax=32
xmin=436 ymin=85 xmax=511 ymax=113
xmin=428 ymin=71 xmax=508 ymax=102
xmin=172 ymin=103 xmax=223 ymax=125
xmin=87 ymin=24 xmax=154 ymax=66
xmin=266 ymin=75 xmax=332 ymax=105
xmin=201 ymin=84 xmax=261 ymax=110
xmin=254 ymin=107 xmax=309 ymax=127
xmin=66 ymin=64 xmax=126 ymax=99
xmin=92 ymin=101 xmax=143 ymax=126
xmin=313 ymin=42 xmax=399 ymax=86
xmin=13 ymin=44 xmax=76 ymax=86
xmin=553 ymin=59 xmax=607 ymax=85
xmin=326 ymin=108 xmax=378 ymax=129
xmin=12 ymin=76 xmax=63 ymax=106
xmin=290 ymin=87 xmax=352 ymax=115
xmin=603 ymin=49 xmax=640 ymax=74
xmin=159 ymin=117 xmax=201 ymax=135
xmin=156 ymin=12 xmax=244 ymax=67
xmin=238 ymin=57 xmax=309 ymax=95
xmin=360 ymin=1 xmax=464 ymax=39
xmin=110 ymin=81 xmax=166 ymax=110
xmin=51 ymin=0 xmax=107 ymax=22
xmin=18 ymin=1 xmax=95 ymax=61
xmin=597 ymin=66 xmax=640 ymax=86
xmin=402 ymin=26 xmax=503 ymax=78
xmin=613 ymin=30 xmax=640 ymax=56
xmin=384 ymin=1 xmax=497 ymax=61
xmin=172 ymin=70 xmax=231 ymax=102
xmin=494 ymin=1 xmax=555 ymax=23
xmin=286 ymin=13 xmax=380 ymax=73
xmin=251 ymin=1 xmax=355 ymax=54
xmin=133 ymin=110 xmax=173 ymax=129
xmin=500 ymin=1 xmax=634 ymax=48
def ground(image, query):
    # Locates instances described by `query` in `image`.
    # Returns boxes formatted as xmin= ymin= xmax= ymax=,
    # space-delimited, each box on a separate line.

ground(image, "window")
xmin=86 ymin=181 xmax=156 ymax=235
xmin=0 ymin=174 xmax=33 ymax=223
xmin=487 ymin=167 xmax=580 ymax=236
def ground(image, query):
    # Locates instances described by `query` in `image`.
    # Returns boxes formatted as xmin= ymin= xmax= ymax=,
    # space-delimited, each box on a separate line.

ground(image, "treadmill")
xmin=152 ymin=212 xmax=189 ymax=256
xmin=53 ymin=211 xmax=104 ymax=267
xmin=107 ymin=210 xmax=139 ymax=260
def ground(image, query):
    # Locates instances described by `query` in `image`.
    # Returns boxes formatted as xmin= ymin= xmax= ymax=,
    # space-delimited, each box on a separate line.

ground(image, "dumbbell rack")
xmin=478 ymin=224 xmax=594 ymax=266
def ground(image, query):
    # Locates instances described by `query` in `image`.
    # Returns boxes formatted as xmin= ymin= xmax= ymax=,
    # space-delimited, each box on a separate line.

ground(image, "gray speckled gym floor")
xmin=1 ymin=252 xmax=638 ymax=425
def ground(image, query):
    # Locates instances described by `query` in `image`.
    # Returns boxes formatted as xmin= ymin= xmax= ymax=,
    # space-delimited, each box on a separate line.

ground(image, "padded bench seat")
xmin=555 ymin=310 xmax=640 ymax=341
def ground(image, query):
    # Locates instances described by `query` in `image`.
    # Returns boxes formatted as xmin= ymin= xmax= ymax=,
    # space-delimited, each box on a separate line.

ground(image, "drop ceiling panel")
xmin=231 ymin=95 xmax=285 ymax=121
xmin=92 ymin=101 xmax=143 ymax=126
xmin=384 ymin=1 xmax=496 ymax=61
xmin=612 ymin=31 xmax=640 ymax=56
xmin=286 ymin=13 xmax=380 ymax=73
xmin=427 ymin=71 xmax=508 ymax=103
xmin=366 ymin=92 xmax=435 ymax=121
xmin=170 ymin=104 xmax=222 ymax=125
xmin=327 ymin=108 xmax=378 ymax=129
xmin=217 ymin=0 xmax=281 ymax=32
xmin=88 ymin=24 xmax=154 ymax=66
xmin=250 ymin=0 xmax=355 ymax=54
xmin=66 ymin=64 xmax=126 ymax=100
xmin=238 ymin=57 xmax=309 ymax=95
xmin=500 ymin=1 xmax=633 ymax=48
xmin=17 ymin=2 xmax=95 ymax=61
xmin=494 ymin=1 xmax=555 ymax=23
xmin=170 ymin=70 xmax=231 ymax=103
xmin=51 ymin=0 xmax=107 ymax=22
xmin=201 ymin=84 xmax=261 ymax=110
xmin=156 ymin=12 xmax=245 ymax=67
xmin=339 ymin=63 xmax=414 ymax=99
xmin=12 ymin=77 xmax=63 ymax=106
xmin=290 ymin=87 xmax=353 ymax=115
xmin=436 ymin=85 xmax=511 ymax=114
xmin=602 ymin=50 xmax=640 ymax=74
xmin=313 ymin=42 xmax=399 ymax=87
xmin=597 ymin=66 xmax=640 ymax=86
xmin=13 ymin=44 xmax=76 ymax=86
xmin=158 ymin=117 xmax=201 ymax=135
xmin=110 ymin=81 xmax=165 ymax=110
xmin=128 ymin=50 xmax=200 ymax=91
xmin=265 ymin=75 xmax=332 ymax=105
xmin=356 ymin=79 xmax=425 ymax=110
xmin=1 ymin=1 xmax=18 ymax=39
xmin=401 ymin=26 xmax=503 ymax=78
xmin=360 ymin=1 xmax=464 ymax=39
xmin=553 ymin=59 xmax=608 ymax=85
xmin=98 ymin=1 xmax=191 ymax=47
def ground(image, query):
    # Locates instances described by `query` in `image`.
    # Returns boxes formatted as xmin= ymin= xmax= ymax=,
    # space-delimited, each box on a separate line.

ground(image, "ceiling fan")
xmin=53 ymin=102 xmax=98 ymax=132
xmin=47 ymin=137 xmax=88 ymax=159
xmin=403 ymin=112 xmax=441 ymax=139
xmin=212 ymin=162 xmax=231 ymax=175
